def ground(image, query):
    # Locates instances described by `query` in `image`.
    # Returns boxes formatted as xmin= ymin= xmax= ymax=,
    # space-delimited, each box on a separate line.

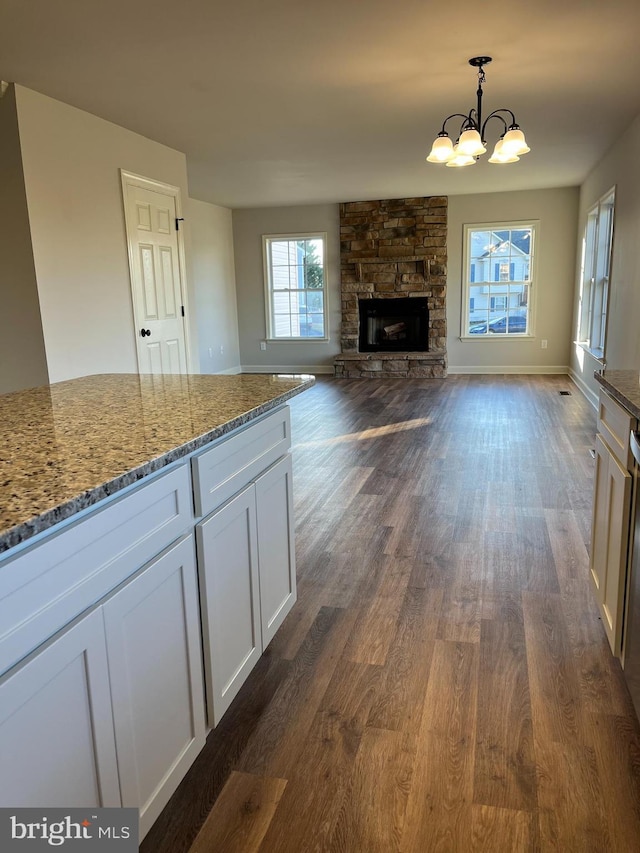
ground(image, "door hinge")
xmin=181 ymin=305 xmax=185 ymax=317
xmin=175 ymin=217 xmax=185 ymax=231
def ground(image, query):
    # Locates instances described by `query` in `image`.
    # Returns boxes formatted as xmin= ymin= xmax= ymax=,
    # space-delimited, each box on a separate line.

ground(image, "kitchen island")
xmin=0 ymin=372 xmax=314 ymax=838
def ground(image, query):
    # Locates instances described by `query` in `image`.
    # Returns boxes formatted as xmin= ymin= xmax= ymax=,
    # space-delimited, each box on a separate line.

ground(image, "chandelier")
xmin=427 ymin=57 xmax=530 ymax=167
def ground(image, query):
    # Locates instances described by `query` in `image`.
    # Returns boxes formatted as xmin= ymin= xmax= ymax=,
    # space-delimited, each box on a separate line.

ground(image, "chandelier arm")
xmin=439 ymin=113 xmax=473 ymax=135
xmin=480 ymin=108 xmax=517 ymax=139
xmin=480 ymin=112 xmax=509 ymax=141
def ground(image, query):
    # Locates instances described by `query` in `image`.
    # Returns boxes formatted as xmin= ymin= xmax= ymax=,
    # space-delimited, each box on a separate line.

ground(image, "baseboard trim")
xmin=240 ymin=364 xmax=334 ymax=375
xmin=447 ymin=365 xmax=570 ymax=375
xmin=216 ymin=365 xmax=242 ymax=375
xmin=568 ymin=367 xmax=598 ymax=409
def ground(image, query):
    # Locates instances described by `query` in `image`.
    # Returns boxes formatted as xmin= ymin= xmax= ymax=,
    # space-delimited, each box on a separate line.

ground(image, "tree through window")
xmin=263 ymin=233 xmax=328 ymax=340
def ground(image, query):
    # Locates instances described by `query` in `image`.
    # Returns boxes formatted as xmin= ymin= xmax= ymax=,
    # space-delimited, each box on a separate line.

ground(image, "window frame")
xmin=461 ymin=220 xmax=539 ymax=341
xmin=262 ymin=231 xmax=329 ymax=342
xmin=576 ymin=188 xmax=615 ymax=361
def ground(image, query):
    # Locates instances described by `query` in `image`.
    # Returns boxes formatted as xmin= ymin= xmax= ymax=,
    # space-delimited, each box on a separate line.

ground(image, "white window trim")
xmin=262 ymin=231 xmax=330 ymax=342
xmin=460 ymin=219 xmax=539 ymax=341
xmin=575 ymin=187 xmax=615 ymax=362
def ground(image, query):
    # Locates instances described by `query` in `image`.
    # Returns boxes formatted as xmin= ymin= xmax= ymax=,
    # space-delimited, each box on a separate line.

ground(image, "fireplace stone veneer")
xmin=334 ymin=196 xmax=447 ymax=379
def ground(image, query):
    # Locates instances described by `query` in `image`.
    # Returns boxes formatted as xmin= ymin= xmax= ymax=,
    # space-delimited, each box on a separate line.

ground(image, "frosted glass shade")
xmin=488 ymin=139 xmax=520 ymax=164
xmin=457 ymin=128 xmax=486 ymax=156
xmin=501 ymin=127 xmax=530 ymax=156
xmin=426 ymin=135 xmax=454 ymax=163
xmin=445 ymin=145 xmax=476 ymax=167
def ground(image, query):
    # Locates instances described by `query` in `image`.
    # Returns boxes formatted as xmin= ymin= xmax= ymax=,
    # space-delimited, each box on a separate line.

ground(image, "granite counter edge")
xmin=0 ymin=380 xmax=314 ymax=555
xmin=594 ymin=371 xmax=640 ymax=420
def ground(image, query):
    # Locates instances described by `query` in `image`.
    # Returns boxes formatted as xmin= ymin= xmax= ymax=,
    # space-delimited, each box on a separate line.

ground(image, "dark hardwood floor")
xmin=141 ymin=375 xmax=640 ymax=852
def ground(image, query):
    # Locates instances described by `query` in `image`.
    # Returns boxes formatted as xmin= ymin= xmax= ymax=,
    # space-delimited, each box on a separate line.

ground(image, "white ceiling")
xmin=2 ymin=0 xmax=640 ymax=208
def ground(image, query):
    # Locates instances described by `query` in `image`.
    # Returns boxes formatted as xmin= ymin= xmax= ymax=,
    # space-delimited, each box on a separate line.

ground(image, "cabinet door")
xmin=255 ymin=453 xmax=297 ymax=647
xmin=590 ymin=434 xmax=632 ymax=654
xmin=0 ymin=608 xmax=120 ymax=808
xmin=197 ymin=485 xmax=262 ymax=726
xmin=103 ymin=535 xmax=206 ymax=839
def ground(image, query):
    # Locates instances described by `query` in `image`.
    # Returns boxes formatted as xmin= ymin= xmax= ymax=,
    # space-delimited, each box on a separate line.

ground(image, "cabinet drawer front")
xmin=598 ymin=389 xmax=636 ymax=469
xmin=0 ymin=464 xmax=192 ymax=675
xmin=192 ymin=406 xmax=291 ymax=517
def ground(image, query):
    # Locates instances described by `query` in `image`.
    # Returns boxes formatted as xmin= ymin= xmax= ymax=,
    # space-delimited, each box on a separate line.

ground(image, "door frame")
xmin=120 ymin=170 xmax=193 ymax=373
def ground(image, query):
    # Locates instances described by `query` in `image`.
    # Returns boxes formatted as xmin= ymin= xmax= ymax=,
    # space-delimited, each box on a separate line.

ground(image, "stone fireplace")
xmin=334 ymin=196 xmax=447 ymax=379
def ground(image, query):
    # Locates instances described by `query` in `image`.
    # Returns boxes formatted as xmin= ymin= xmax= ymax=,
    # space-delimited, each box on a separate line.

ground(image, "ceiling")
xmin=2 ymin=0 xmax=640 ymax=209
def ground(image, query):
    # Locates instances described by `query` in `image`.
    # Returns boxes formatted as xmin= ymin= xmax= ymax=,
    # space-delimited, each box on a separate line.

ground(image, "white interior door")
xmin=122 ymin=173 xmax=189 ymax=374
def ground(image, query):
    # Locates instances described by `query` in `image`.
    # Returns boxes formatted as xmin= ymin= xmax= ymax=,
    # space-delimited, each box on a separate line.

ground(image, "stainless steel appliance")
xmin=623 ymin=430 xmax=640 ymax=716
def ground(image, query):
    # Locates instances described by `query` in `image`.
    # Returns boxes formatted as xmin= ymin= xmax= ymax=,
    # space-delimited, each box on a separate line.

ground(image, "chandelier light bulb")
xmin=445 ymin=145 xmax=476 ymax=167
xmin=457 ymin=128 xmax=486 ymax=157
xmin=425 ymin=57 xmax=530 ymax=167
xmin=487 ymin=138 xmax=520 ymax=164
xmin=426 ymin=134 xmax=454 ymax=163
xmin=500 ymin=126 xmax=530 ymax=156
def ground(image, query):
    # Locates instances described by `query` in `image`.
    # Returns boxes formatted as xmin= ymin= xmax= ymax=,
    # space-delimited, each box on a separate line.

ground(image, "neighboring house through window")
xmin=263 ymin=233 xmax=328 ymax=340
xmin=462 ymin=222 xmax=538 ymax=337
xmin=577 ymin=188 xmax=615 ymax=359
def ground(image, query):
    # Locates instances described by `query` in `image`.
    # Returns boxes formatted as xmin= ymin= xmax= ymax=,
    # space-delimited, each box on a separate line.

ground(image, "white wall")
xmin=0 ymin=85 xmax=49 ymax=393
xmin=14 ymin=85 xmax=196 ymax=383
xmin=447 ymin=188 xmax=579 ymax=373
xmin=187 ymin=198 xmax=240 ymax=373
xmin=570 ymin=111 xmax=640 ymax=404
xmin=232 ymin=204 xmax=340 ymax=372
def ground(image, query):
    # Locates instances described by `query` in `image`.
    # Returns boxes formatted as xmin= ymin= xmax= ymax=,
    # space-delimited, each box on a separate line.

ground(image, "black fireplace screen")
xmin=358 ymin=297 xmax=429 ymax=352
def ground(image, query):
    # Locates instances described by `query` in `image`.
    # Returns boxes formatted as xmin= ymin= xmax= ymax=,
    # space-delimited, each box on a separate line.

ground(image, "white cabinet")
xmin=0 ymin=533 xmax=206 ymax=837
xmin=103 ymin=535 xmax=206 ymax=838
xmin=256 ymin=453 xmax=296 ymax=647
xmin=196 ymin=442 xmax=297 ymax=727
xmin=0 ymin=608 xmax=121 ymax=808
xmin=0 ymin=464 xmax=193 ymax=676
xmin=0 ymin=403 xmax=298 ymax=835
xmin=197 ymin=485 xmax=262 ymax=726
xmin=590 ymin=390 xmax=636 ymax=656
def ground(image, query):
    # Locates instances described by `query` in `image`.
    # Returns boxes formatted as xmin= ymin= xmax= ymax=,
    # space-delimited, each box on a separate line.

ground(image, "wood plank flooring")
xmin=141 ymin=375 xmax=640 ymax=853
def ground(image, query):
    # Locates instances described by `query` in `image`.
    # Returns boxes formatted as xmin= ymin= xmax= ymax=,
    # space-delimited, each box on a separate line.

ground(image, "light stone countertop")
xmin=0 ymin=372 xmax=315 ymax=554
xmin=595 ymin=369 xmax=640 ymax=420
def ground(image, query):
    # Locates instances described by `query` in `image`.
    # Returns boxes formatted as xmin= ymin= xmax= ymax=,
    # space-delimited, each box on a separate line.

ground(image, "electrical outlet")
xmin=260 ymin=341 xmax=267 ymax=351
xmin=541 ymin=339 xmax=548 ymax=349
xmin=208 ymin=347 xmax=213 ymax=358
xmin=219 ymin=345 xmax=224 ymax=356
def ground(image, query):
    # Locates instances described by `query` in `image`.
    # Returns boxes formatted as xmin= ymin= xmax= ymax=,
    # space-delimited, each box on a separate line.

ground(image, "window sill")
xmin=574 ymin=341 xmax=605 ymax=364
xmin=265 ymin=337 xmax=330 ymax=344
xmin=459 ymin=334 xmax=536 ymax=342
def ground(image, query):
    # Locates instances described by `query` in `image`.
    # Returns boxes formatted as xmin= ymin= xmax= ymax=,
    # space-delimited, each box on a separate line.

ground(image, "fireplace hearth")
xmin=359 ymin=297 xmax=429 ymax=352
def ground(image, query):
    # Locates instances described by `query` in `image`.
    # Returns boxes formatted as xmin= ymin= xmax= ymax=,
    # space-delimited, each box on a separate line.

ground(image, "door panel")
xmin=255 ymin=454 xmax=297 ymax=647
xmin=196 ymin=485 xmax=262 ymax=726
xmin=0 ymin=609 xmax=120 ymax=808
xmin=103 ymin=535 xmax=205 ymax=839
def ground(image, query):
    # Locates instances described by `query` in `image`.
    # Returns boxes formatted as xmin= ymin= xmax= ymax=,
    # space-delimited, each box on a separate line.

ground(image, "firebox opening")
xmin=358 ymin=297 xmax=429 ymax=353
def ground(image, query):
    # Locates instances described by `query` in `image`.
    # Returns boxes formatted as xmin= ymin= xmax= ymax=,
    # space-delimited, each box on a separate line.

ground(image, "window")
xmin=263 ymin=233 xmax=328 ymax=340
xmin=577 ymin=188 xmax=615 ymax=359
xmin=462 ymin=222 xmax=537 ymax=338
